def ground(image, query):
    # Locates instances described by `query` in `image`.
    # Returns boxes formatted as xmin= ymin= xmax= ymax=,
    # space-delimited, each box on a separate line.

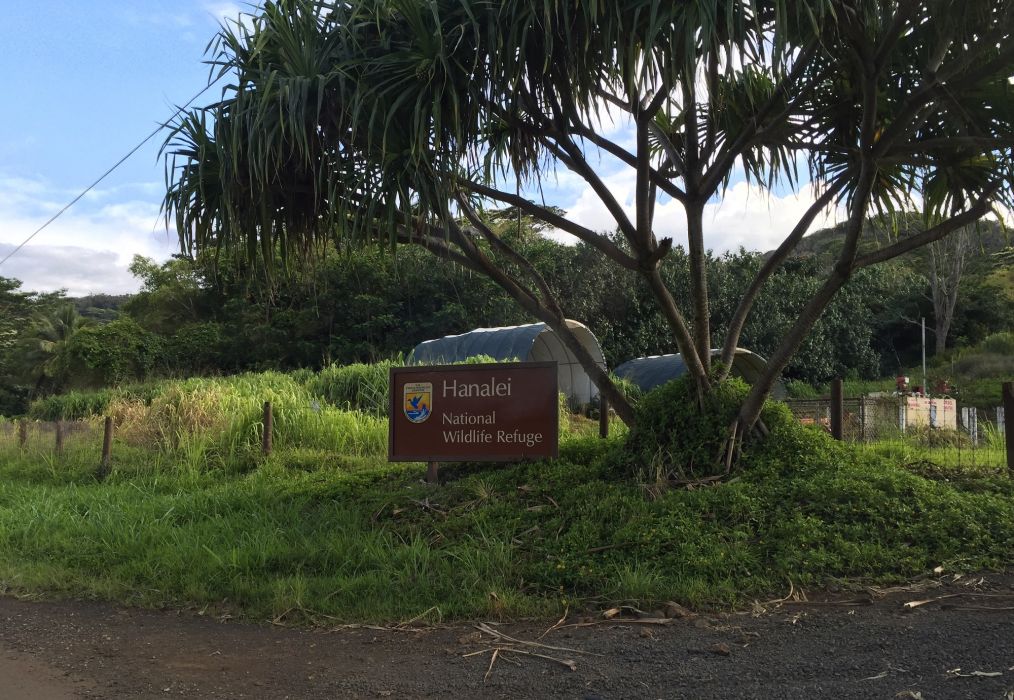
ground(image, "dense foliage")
xmin=1 ymin=219 xmax=1011 ymax=417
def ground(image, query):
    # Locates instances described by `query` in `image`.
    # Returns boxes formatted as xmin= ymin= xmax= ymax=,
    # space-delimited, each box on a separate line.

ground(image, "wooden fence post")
xmin=830 ymin=378 xmax=844 ymax=441
xmin=17 ymin=419 xmax=28 ymax=449
xmin=599 ymin=394 xmax=609 ymax=439
xmin=1003 ymin=382 xmax=1013 ymax=477
xmin=55 ymin=420 xmax=64 ymax=456
xmin=262 ymin=401 xmax=273 ymax=456
xmin=99 ymin=416 xmax=113 ymax=477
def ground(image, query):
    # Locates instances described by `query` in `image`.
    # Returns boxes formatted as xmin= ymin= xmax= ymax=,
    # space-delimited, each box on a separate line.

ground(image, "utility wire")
xmin=0 ymin=77 xmax=221 ymax=270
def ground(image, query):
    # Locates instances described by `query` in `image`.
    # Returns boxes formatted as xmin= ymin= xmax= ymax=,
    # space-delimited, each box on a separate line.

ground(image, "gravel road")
xmin=2 ymin=573 xmax=1013 ymax=699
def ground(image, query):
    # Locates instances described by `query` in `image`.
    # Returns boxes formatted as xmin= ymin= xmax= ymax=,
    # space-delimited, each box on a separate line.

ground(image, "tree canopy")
xmin=163 ymin=0 xmax=1014 ymax=439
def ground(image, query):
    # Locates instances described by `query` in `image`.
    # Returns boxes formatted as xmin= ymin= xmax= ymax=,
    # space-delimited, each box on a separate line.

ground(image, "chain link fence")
xmin=785 ymin=396 xmax=1008 ymax=470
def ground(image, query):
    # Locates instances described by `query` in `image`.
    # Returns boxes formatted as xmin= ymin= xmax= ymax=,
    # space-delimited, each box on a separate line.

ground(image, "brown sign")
xmin=389 ymin=362 xmax=559 ymax=462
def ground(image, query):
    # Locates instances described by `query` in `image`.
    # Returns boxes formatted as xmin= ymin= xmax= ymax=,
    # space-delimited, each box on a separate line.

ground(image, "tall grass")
xmin=105 ymin=373 xmax=388 ymax=462
xmin=307 ymin=361 xmax=396 ymax=415
xmin=12 ymin=373 xmax=388 ymax=479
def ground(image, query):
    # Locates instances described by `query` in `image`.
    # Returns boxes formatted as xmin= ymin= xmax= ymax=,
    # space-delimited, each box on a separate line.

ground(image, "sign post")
xmin=389 ymin=362 xmax=559 ymax=481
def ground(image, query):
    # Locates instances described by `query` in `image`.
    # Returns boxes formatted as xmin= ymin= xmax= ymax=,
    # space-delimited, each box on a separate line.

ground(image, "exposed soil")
xmin=2 ymin=573 xmax=1013 ymax=699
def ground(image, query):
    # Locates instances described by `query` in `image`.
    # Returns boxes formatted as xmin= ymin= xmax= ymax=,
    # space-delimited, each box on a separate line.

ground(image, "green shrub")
xmin=978 ymin=331 xmax=1014 ymax=356
xmin=162 ymin=323 xmax=224 ymax=374
xmin=621 ymin=376 xmax=768 ymax=481
xmin=62 ymin=317 xmax=163 ymax=387
xmin=952 ymin=352 xmax=1014 ymax=380
xmin=784 ymin=379 xmax=822 ymax=399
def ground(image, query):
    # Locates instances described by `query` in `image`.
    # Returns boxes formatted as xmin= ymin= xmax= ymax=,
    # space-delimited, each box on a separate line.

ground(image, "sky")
xmin=0 ymin=1 xmax=846 ymax=297
xmin=0 ymin=1 xmax=242 ymax=296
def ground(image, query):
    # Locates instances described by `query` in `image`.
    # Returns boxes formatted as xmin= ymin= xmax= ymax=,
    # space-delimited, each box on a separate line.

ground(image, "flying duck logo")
xmin=403 ymin=382 xmax=432 ymax=423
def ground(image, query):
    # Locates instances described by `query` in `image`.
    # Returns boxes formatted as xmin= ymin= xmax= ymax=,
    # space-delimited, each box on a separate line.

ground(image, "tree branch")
xmin=644 ymin=267 xmax=709 ymax=390
xmin=545 ymin=137 xmax=639 ymax=244
xmin=571 ymin=124 xmax=687 ymax=203
xmin=459 ymin=179 xmax=640 ymax=270
xmin=448 ymin=209 xmax=636 ymax=424
xmin=718 ymin=180 xmax=846 ymax=373
xmin=853 ymin=191 xmax=997 ymax=268
xmin=634 ymin=114 xmax=653 ymax=250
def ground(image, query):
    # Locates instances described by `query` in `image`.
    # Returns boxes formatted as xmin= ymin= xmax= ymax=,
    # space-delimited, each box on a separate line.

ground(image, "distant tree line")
xmin=0 ymin=217 xmax=1011 ymax=416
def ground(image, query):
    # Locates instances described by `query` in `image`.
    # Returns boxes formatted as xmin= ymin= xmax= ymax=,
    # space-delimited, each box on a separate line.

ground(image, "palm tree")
xmin=15 ymin=304 xmax=91 ymax=394
xmin=163 ymin=0 xmax=1014 ymax=466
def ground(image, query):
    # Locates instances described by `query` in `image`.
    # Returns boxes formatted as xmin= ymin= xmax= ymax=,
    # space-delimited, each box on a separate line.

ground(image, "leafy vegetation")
xmin=1 ymin=372 xmax=1011 ymax=622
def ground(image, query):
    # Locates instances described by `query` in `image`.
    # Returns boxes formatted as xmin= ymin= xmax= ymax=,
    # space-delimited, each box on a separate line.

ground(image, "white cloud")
xmin=0 ymin=244 xmax=145 ymax=297
xmin=0 ymin=177 xmax=177 ymax=296
xmin=203 ymin=2 xmax=246 ymax=24
xmin=550 ymin=167 xmax=846 ymax=253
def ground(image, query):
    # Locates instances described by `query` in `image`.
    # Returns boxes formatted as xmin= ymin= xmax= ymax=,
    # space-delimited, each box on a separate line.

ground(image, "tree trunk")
xmin=685 ymin=201 xmax=711 ymax=373
xmin=642 ymin=268 xmax=708 ymax=389
xmin=928 ymin=229 xmax=968 ymax=355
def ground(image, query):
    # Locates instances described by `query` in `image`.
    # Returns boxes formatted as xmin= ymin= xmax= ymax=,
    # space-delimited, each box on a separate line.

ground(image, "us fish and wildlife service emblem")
xmin=403 ymin=382 xmax=432 ymax=423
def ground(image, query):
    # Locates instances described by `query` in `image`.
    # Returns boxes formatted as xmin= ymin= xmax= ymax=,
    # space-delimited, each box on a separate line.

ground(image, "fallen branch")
xmin=555 ymin=617 xmax=675 ymax=631
xmin=466 ymin=645 xmax=578 ymax=674
xmin=903 ymin=592 xmax=1014 ymax=610
xmin=537 ymin=604 xmax=569 ymax=640
xmin=475 ymin=622 xmax=599 ymax=655
xmin=781 ymin=598 xmax=873 ymax=607
xmin=484 ymin=648 xmax=499 ymax=683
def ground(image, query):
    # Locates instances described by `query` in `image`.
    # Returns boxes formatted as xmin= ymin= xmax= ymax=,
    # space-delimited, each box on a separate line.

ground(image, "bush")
xmin=978 ymin=331 xmax=1014 ymax=356
xmin=162 ymin=323 xmax=224 ymax=374
xmin=62 ymin=318 xmax=163 ymax=387
xmin=952 ymin=352 xmax=1014 ymax=380
xmin=618 ymin=376 xmax=799 ymax=482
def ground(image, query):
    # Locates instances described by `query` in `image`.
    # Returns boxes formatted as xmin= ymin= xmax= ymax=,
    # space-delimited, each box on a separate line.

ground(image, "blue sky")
xmin=0 ymin=1 xmax=241 ymax=295
xmin=0 ymin=2 xmax=847 ymax=296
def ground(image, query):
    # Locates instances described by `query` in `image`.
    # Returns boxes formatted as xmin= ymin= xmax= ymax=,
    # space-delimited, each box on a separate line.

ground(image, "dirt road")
xmin=2 ymin=574 xmax=1013 ymax=699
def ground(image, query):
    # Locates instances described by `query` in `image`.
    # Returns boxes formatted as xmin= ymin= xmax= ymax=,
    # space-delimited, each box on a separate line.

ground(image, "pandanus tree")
xmin=164 ymin=0 xmax=1014 ymax=464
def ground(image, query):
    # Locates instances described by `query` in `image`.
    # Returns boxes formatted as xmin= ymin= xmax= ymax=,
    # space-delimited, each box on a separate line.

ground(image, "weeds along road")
xmin=2 ymin=573 xmax=1013 ymax=699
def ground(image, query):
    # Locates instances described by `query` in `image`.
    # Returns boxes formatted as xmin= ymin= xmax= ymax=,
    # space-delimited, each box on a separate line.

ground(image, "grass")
xmin=1 ymin=369 xmax=1011 ymax=623
xmin=2 ymin=422 xmax=1012 ymax=623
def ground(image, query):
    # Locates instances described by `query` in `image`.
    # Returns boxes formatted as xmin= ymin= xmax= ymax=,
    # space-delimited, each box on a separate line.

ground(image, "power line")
xmin=0 ymin=77 xmax=221 ymax=270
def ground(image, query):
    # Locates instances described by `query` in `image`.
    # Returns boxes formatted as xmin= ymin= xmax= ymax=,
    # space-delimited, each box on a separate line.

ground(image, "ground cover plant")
xmin=1 ymin=371 xmax=1012 ymax=623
